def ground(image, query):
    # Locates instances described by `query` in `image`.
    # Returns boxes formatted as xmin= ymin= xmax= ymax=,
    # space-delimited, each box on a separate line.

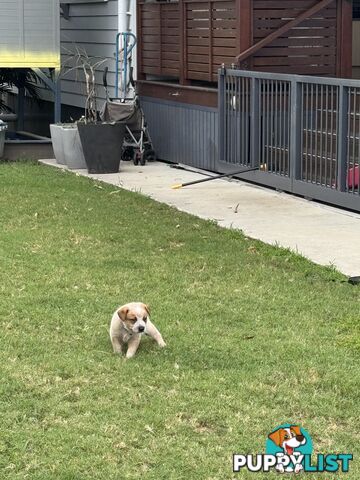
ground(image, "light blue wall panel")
xmin=141 ymin=97 xmax=218 ymax=171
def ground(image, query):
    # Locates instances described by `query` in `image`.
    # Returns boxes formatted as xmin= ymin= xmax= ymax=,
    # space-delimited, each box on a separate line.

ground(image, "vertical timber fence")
xmin=218 ymin=68 xmax=360 ymax=211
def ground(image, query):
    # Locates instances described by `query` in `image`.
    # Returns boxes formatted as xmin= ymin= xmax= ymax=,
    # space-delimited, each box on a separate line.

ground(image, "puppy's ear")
xmin=268 ymin=429 xmax=283 ymax=446
xmin=117 ymin=306 xmax=129 ymax=322
xmin=291 ymin=425 xmax=302 ymax=436
xmin=144 ymin=304 xmax=150 ymax=316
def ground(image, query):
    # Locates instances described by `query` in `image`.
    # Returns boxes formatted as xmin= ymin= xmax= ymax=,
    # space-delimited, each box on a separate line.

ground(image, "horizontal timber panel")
xmin=188 ymin=37 xmax=237 ymax=47
xmin=138 ymin=81 xmax=218 ymax=107
xmin=253 ymin=55 xmax=336 ymax=66
xmin=254 ymin=18 xmax=336 ymax=28
xmin=259 ymin=37 xmax=337 ymax=48
xmin=253 ymin=0 xmax=321 ymax=7
xmin=255 ymin=65 xmax=336 ymax=74
xmin=253 ymin=47 xmax=337 ymax=57
xmin=187 ymin=45 xmax=236 ymax=55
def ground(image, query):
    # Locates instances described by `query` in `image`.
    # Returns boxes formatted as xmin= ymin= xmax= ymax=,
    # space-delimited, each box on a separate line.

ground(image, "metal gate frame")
xmin=218 ymin=67 xmax=360 ymax=212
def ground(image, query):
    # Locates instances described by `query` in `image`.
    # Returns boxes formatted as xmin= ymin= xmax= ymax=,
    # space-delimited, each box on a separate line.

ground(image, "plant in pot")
xmin=71 ymin=48 xmax=126 ymax=174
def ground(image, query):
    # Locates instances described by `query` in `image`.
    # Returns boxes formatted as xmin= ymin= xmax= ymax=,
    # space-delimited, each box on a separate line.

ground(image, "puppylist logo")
xmin=233 ymin=423 xmax=353 ymax=474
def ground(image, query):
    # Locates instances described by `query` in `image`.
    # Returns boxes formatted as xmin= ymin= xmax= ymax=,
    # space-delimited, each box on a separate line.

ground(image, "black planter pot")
xmin=77 ymin=122 xmax=125 ymax=174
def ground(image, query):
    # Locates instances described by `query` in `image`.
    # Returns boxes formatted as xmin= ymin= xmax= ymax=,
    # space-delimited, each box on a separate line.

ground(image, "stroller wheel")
xmin=139 ymin=154 xmax=146 ymax=166
xmin=122 ymin=147 xmax=134 ymax=162
xmin=144 ymin=149 xmax=156 ymax=162
xmin=133 ymin=151 xmax=141 ymax=166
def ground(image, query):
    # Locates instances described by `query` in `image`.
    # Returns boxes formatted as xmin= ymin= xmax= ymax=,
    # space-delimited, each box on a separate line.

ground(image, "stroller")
xmin=100 ymin=33 xmax=155 ymax=166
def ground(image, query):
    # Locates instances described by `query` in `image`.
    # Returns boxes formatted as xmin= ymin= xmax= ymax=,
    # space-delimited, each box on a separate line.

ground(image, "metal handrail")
xmin=115 ymin=32 xmax=137 ymax=99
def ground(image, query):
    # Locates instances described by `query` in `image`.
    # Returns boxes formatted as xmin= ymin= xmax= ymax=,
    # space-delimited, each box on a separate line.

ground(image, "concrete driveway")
xmin=41 ymin=159 xmax=360 ymax=277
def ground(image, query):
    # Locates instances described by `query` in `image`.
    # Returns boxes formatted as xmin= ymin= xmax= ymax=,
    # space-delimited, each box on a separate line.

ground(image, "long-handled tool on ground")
xmin=348 ymin=276 xmax=360 ymax=285
xmin=171 ymin=165 xmax=265 ymax=189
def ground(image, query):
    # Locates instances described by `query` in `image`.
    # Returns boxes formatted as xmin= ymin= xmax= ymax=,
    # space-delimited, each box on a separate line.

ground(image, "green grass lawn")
xmin=0 ymin=162 xmax=359 ymax=479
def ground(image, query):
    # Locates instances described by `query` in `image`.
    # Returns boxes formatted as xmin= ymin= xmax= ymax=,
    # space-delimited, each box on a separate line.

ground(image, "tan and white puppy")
xmin=110 ymin=302 xmax=166 ymax=359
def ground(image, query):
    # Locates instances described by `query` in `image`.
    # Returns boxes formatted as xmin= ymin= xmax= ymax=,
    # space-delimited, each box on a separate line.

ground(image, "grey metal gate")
xmin=218 ymin=68 xmax=360 ymax=212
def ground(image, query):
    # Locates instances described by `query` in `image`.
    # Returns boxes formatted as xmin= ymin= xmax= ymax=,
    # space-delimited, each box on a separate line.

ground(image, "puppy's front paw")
xmin=158 ymin=339 xmax=166 ymax=348
xmin=113 ymin=348 xmax=123 ymax=355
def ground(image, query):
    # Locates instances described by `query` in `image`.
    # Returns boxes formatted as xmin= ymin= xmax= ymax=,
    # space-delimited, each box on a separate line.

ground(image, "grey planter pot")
xmin=62 ymin=125 xmax=86 ymax=169
xmin=77 ymin=122 xmax=125 ymax=174
xmin=50 ymin=124 xmax=66 ymax=165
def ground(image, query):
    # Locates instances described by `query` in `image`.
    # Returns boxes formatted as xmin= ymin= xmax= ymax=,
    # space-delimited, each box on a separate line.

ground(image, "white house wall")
xmin=0 ymin=0 xmax=60 ymax=68
xmin=59 ymin=0 xmax=137 ymax=109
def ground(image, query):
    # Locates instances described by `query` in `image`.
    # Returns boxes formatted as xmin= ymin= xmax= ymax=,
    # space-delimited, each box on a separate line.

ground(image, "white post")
xmin=118 ymin=0 xmax=137 ymax=92
xmin=118 ymin=0 xmax=129 ymax=33
xmin=129 ymin=0 xmax=137 ymax=81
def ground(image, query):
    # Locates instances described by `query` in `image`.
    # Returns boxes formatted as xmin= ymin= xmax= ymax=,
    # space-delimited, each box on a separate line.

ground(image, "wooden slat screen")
xmin=137 ymin=0 xmax=351 ymax=84
xmin=139 ymin=2 xmax=180 ymax=77
xmin=185 ymin=0 xmax=237 ymax=82
xmin=251 ymin=0 xmax=338 ymax=75
xmin=138 ymin=0 xmax=237 ymax=83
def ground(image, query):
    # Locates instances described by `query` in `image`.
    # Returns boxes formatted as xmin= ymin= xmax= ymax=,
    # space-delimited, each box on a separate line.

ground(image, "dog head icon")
xmin=268 ymin=425 xmax=306 ymax=455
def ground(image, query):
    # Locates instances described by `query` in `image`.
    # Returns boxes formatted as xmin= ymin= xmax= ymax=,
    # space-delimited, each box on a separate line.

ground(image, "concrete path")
xmin=40 ymin=159 xmax=360 ymax=277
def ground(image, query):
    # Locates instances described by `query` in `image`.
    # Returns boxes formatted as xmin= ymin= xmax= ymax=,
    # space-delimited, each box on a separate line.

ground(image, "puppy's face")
xmin=268 ymin=426 xmax=306 ymax=455
xmin=117 ymin=302 xmax=150 ymax=333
